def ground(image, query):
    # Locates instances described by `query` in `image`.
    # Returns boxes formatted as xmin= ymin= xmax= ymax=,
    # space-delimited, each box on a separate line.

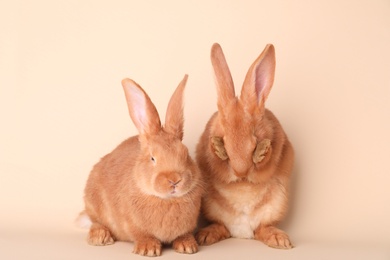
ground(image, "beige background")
xmin=1 ymin=0 xmax=389 ymax=259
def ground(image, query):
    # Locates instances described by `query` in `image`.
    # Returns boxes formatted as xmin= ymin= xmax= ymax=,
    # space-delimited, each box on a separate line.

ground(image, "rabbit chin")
xmin=142 ymin=187 xmax=188 ymax=199
xmin=154 ymin=190 xmax=188 ymax=199
xmin=137 ymin=180 xmax=191 ymax=199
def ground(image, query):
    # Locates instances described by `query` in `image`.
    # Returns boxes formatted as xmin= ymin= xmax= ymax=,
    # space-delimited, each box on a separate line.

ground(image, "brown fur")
xmin=82 ymin=75 xmax=204 ymax=256
xmin=195 ymin=43 xmax=294 ymax=249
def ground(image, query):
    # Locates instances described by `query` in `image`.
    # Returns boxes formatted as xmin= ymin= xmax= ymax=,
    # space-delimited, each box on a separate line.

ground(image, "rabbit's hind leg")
xmin=87 ymin=222 xmax=115 ymax=246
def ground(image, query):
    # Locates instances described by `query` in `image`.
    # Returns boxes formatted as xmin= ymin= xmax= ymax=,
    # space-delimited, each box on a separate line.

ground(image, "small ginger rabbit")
xmin=79 ymin=75 xmax=204 ymax=256
xmin=195 ymin=43 xmax=294 ymax=249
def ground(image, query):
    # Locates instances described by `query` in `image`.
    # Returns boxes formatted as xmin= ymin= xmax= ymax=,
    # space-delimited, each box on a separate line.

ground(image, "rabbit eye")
xmin=150 ymin=156 xmax=156 ymax=163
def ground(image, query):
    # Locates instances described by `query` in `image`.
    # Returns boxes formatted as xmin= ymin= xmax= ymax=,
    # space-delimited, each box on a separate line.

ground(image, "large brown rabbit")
xmin=195 ymin=43 xmax=294 ymax=249
xmin=79 ymin=75 xmax=204 ymax=256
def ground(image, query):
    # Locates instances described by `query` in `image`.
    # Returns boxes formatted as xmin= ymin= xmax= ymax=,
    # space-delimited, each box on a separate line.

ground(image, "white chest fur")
xmin=214 ymin=182 xmax=283 ymax=239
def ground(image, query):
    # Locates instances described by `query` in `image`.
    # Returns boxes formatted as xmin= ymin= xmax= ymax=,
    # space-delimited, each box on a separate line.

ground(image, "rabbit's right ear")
xmin=164 ymin=74 xmax=188 ymax=141
xmin=211 ymin=43 xmax=236 ymax=111
xmin=240 ymin=44 xmax=276 ymax=112
xmin=122 ymin=79 xmax=161 ymax=136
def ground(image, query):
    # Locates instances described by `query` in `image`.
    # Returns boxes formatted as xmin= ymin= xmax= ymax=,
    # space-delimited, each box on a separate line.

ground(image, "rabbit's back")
xmin=83 ymin=137 xmax=139 ymax=238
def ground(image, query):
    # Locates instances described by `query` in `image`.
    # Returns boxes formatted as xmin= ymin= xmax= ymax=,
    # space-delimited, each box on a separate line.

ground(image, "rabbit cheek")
xmin=153 ymin=171 xmax=184 ymax=198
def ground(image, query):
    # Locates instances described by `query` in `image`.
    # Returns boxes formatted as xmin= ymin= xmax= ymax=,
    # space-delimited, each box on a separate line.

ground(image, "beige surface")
xmin=1 ymin=0 xmax=389 ymax=259
xmin=1 ymin=227 xmax=389 ymax=260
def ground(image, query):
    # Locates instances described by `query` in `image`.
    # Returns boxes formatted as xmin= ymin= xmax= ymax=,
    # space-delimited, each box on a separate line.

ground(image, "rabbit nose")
xmin=234 ymin=170 xmax=248 ymax=179
xmin=169 ymin=179 xmax=181 ymax=187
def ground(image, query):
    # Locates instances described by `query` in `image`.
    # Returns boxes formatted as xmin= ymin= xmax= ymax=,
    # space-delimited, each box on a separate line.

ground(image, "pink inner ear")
xmin=130 ymin=88 xmax=149 ymax=133
xmin=255 ymin=66 xmax=267 ymax=103
xmin=134 ymin=107 xmax=148 ymax=133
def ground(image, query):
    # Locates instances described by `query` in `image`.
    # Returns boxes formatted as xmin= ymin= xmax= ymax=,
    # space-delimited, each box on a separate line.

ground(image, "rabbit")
xmin=79 ymin=75 xmax=204 ymax=256
xmin=195 ymin=43 xmax=294 ymax=249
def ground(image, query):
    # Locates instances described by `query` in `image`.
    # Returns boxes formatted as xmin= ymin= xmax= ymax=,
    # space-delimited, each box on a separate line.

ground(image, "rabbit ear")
xmin=211 ymin=43 xmax=236 ymax=110
xmin=211 ymin=136 xmax=229 ymax=160
xmin=122 ymin=78 xmax=161 ymax=136
xmin=240 ymin=44 xmax=276 ymax=111
xmin=164 ymin=74 xmax=188 ymax=140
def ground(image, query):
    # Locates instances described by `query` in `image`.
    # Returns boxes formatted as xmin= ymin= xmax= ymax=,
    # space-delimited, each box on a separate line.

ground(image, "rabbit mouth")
xmin=157 ymin=189 xmax=182 ymax=199
xmin=152 ymin=182 xmax=187 ymax=198
xmin=166 ymin=184 xmax=190 ymax=198
xmin=169 ymin=185 xmax=182 ymax=196
xmin=154 ymin=171 xmax=189 ymax=197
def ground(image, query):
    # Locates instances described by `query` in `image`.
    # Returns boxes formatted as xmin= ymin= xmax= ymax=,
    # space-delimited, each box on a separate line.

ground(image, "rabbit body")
xmin=195 ymin=44 xmax=294 ymax=249
xmin=85 ymin=136 xmax=202 ymax=243
xmin=82 ymin=75 xmax=203 ymax=256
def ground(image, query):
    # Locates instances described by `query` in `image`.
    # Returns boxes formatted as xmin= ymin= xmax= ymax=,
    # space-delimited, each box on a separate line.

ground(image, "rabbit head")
xmin=209 ymin=43 xmax=277 ymax=179
xmin=122 ymin=75 xmax=199 ymax=199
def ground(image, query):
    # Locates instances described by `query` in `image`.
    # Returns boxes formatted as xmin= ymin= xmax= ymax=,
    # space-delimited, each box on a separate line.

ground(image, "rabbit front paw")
xmin=195 ymin=223 xmax=231 ymax=246
xmin=173 ymin=233 xmax=198 ymax=254
xmin=133 ymin=238 xmax=162 ymax=256
xmin=254 ymin=226 xmax=293 ymax=249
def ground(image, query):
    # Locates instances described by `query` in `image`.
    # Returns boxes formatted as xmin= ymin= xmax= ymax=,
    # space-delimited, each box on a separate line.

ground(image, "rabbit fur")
xmin=81 ymin=75 xmax=204 ymax=256
xmin=195 ymin=43 xmax=294 ymax=249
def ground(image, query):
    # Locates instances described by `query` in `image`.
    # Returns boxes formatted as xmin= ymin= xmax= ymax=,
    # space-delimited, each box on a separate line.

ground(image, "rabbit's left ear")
xmin=164 ymin=74 xmax=188 ymax=141
xmin=211 ymin=43 xmax=236 ymax=113
xmin=240 ymin=44 xmax=276 ymax=111
xmin=122 ymin=78 xmax=162 ymax=136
